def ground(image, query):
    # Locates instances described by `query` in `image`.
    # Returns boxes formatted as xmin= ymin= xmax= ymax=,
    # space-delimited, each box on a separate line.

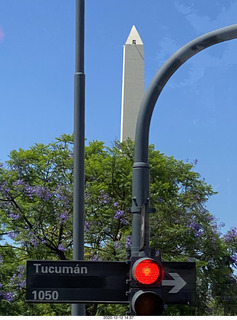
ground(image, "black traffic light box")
xmin=128 ymin=256 xmax=165 ymax=315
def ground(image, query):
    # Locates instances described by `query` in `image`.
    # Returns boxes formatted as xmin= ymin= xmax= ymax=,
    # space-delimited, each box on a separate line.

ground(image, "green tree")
xmin=0 ymin=135 xmax=236 ymax=315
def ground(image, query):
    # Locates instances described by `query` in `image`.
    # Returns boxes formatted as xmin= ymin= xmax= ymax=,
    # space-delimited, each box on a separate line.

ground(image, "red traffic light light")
xmin=132 ymin=258 xmax=164 ymax=285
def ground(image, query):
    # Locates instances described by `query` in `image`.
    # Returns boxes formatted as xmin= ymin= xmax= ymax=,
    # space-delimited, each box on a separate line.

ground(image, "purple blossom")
xmin=205 ymin=215 xmax=214 ymax=221
xmin=187 ymin=221 xmax=202 ymax=232
xmin=84 ymin=221 xmax=90 ymax=232
xmin=209 ymin=236 xmax=217 ymax=251
xmin=114 ymin=210 xmax=124 ymax=220
xmin=113 ymin=210 xmax=128 ymax=225
xmin=9 ymin=213 xmax=20 ymax=220
xmin=0 ymin=255 xmax=3 ymax=263
xmin=13 ymin=179 xmax=24 ymax=186
xmin=1 ymin=291 xmax=14 ymax=302
xmin=223 ymin=227 xmax=237 ymax=243
xmin=0 ymin=180 xmax=9 ymax=193
xmin=230 ymin=254 xmax=237 ymax=267
xmin=201 ymin=208 xmax=208 ymax=214
xmin=25 ymin=184 xmax=52 ymax=201
xmin=34 ymin=185 xmax=52 ymax=201
xmin=30 ymin=237 xmax=40 ymax=247
xmin=18 ymin=279 xmax=26 ymax=289
xmin=17 ymin=265 xmax=25 ymax=273
xmin=197 ymin=230 xmax=205 ymax=237
xmin=56 ymin=211 xmax=69 ymax=224
xmin=114 ymin=241 xmax=121 ymax=249
xmin=58 ymin=243 xmax=67 ymax=252
xmin=10 ymin=266 xmax=26 ymax=289
xmin=212 ymin=224 xmax=220 ymax=235
xmin=193 ymin=159 xmax=198 ymax=165
xmin=156 ymin=250 xmax=161 ymax=257
xmin=24 ymin=185 xmax=35 ymax=198
xmin=187 ymin=218 xmax=204 ymax=238
xmin=98 ymin=190 xmax=111 ymax=204
xmin=121 ymin=218 xmax=128 ymax=225
xmin=0 ymin=282 xmax=2 ymax=288
xmin=55 ymin=192 xmax=68 ymax=202
xmin=90 ymin=254 xmax=98 ymax=261
xmin=27 ymin=231 xmax=40 ymax=247
xmin=7 ymin=231 xmax=17 ymax=239
xmin=125 ymin=235 xmax=132 ymax=247
xmin=54 ymin=185 xmax=70 ymax=207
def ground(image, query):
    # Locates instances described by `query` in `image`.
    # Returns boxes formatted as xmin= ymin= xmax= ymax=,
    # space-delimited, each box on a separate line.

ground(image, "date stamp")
xmin=103 ymin=317 xmax=134 ymax=320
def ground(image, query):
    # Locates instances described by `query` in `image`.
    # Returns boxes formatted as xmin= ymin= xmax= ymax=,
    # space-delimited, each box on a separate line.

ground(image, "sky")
xmin=0 ymin=0 xmax=237 ymax=234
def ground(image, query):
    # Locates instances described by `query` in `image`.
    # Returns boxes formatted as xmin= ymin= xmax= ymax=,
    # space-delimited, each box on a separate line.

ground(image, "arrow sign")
xmin=162 ymin=262 xmax=196 ymax=305
xmin=26 ymin=260 xmax=196 ymax=305
xmin=162 ymin=273 xmax=187 ymax=293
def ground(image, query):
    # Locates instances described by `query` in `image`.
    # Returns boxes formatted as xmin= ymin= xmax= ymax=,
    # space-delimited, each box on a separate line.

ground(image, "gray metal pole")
xmin=131 ymin=24 xmax=237 ymax=258
xmin=72 ymin=0 xmax=85 ymax=316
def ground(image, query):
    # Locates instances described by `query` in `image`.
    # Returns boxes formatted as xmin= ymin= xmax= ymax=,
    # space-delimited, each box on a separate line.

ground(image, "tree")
xmin=0 ymin=135 xmax=236 ymax=315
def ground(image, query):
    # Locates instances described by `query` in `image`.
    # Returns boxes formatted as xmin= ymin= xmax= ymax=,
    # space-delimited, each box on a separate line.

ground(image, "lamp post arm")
xmin=131 ymin=24 xmax=237 ymax=257
xmin=134 ymin=23 xmax=237 ymax=163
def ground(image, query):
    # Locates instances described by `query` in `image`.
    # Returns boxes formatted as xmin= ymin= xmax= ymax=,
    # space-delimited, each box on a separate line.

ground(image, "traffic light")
xmin=129 ymin=257 xmax=164 ymax=315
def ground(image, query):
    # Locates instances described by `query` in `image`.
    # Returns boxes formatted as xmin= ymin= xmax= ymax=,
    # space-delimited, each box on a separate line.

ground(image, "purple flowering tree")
xmin=0 ymin=136 xmax=236 ymax=315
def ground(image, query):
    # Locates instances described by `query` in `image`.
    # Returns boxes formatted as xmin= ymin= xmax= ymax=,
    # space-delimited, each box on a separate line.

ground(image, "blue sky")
xmin=0 ymin=0 xmax=237 ymax=234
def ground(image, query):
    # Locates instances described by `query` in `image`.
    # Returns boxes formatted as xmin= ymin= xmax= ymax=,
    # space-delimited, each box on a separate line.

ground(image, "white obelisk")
xmin=120 ymin=25 xmax=144 ymax=142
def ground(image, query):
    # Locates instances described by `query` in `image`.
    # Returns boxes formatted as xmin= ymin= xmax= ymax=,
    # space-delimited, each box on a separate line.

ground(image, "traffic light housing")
xmin=129 ymin=257 xmax=164 ymax=315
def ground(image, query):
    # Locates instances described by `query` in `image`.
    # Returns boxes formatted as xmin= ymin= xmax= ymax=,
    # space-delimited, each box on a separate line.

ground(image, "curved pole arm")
xmin=131 ymin=24 xmax=237 ymax=257
xmin=134 ymin=24 xmax=237 ymax=163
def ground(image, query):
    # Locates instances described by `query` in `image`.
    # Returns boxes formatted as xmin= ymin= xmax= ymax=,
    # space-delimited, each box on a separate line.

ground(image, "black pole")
xmin=72 ymin=0 xmax=85 ymax=316
xmin=131 ymin=24 xmax=237 ymax=258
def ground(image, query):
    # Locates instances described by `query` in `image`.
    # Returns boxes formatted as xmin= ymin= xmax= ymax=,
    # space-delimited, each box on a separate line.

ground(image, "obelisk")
xmin=120 ymin=25 xmax=144 ymax=142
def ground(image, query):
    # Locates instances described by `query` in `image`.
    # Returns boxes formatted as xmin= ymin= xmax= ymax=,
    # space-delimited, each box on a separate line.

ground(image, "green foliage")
xmin=0 ymin=135 xmax=236 ymax=315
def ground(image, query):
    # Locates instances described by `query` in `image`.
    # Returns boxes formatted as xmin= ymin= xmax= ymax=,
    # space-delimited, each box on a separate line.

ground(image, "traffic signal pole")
xmin=72 ymin=0 xmax=85 ymax=316
xmin=131 ymin=24 xmax=237 ymax=258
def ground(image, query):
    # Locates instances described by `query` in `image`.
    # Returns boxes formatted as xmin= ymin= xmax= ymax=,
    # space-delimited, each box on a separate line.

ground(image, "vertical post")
xmin=131 ymin=162 xmax=150 ymax=258
xmin=72 ymin=0 xmax=85 ymax=316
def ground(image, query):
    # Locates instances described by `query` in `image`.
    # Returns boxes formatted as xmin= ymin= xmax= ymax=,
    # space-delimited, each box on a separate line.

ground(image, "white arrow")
xmin=162 ymin=273 xmax=187 ymax=293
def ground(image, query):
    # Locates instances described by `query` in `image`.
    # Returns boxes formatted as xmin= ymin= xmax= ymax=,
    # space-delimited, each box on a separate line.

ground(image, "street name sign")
xmin=26 ymin=260 xmax=129 ymax=303
xmin=26 ymin=260 xmax=196 ymax=305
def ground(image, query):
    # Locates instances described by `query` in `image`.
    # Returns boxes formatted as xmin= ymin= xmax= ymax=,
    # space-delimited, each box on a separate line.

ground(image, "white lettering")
xmin=62 ymin=266 xmax=73 ymax=273
xmin=55 ymin=266 xmax=62 ymax=273
xmin=74 ymin=265 xmax=80 ymax=273
xmin=33 ymin=263 xmax=41 ymax=273
xmin=33 ymin=263 xmax=88 ymax=275
xmin=32 ymin=290 xmax=59 ymax=301
xmin=81 ymin=266 xmax=87 ymax=274
xmin=48 ymin=266 xmax=55 ymax=273
xmin=41 ymin=266 xmax=48 ymax=273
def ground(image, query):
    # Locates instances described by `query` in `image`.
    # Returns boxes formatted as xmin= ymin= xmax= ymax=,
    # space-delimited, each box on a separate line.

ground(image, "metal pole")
xmin=131 ymin=24 xmax=237 ymax=258
xmin=72 ymin=0 xmax=85 ymax=316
